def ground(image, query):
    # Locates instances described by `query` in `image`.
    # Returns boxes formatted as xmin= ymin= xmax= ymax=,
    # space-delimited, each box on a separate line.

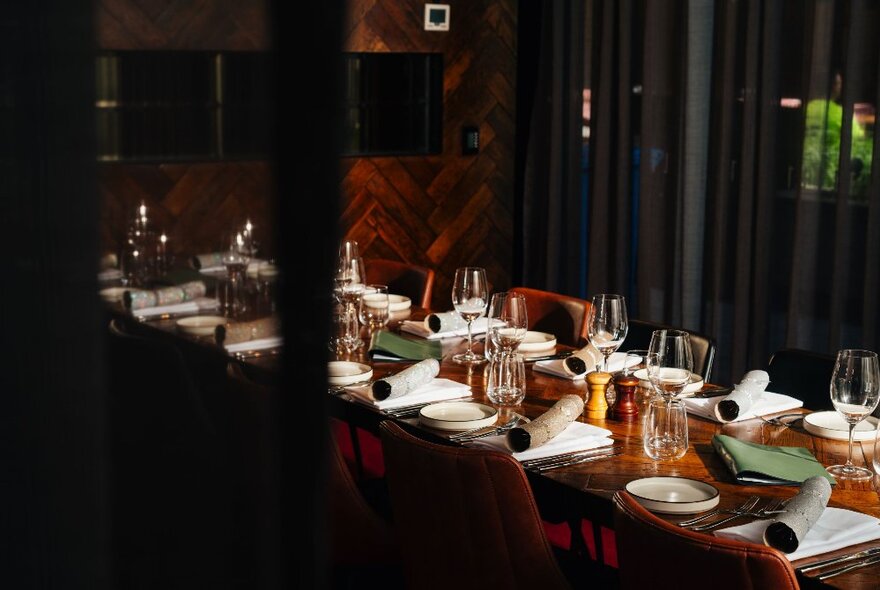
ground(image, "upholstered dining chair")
xmin=612 ymin=491 xmax=799 ymax=590
xmin=508 ymin=286 xmax=591 ymax=347
xmin=765 ymin=348 xmax=836 ymax=411
xmin=378 ymin=420 xmax=571 ymax=589
xmin=623 ymin=319 xmax=717 ymax=382
xmin=364 ymin=257 xmax=435 ymax=309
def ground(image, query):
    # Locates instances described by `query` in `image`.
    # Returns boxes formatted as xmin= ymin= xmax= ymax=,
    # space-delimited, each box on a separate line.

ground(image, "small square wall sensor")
xmin=424 ymin=4 xmax=450 ymax=31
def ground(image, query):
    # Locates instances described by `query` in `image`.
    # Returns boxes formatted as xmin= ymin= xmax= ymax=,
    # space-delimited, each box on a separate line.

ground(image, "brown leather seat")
xmin=365 ymin=258 xmax=435 ymax=309
xmin=623 ymin=319 xmax=717 ymax=381
xmin=612 ymin=491 xmax=799 ymax=590
xmin=379 ymin=421 xmax=571 ymax=589
xmin=508 ymin=286 xmax=591 ymax=347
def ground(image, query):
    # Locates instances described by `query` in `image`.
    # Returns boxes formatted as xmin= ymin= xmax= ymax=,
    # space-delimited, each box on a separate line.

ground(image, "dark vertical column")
xmin=0 ymin=1 xmax=105 ymax=588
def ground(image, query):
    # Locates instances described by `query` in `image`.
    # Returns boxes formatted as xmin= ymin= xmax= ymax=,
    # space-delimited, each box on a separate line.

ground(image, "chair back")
xmin=379 ymin=421 xmax=570 ymax=589
xmin=365 ymin=258 xmax=435 ymax=309
xmin=612 ymin=491 xmax=799 ymax=590
xmin=766 ymin=348 xmax=836 ymax=410
xmin=624 ymin=319 xmax=716 ymax=381
xmin=508 ymin=286 xmax=590 ymax=347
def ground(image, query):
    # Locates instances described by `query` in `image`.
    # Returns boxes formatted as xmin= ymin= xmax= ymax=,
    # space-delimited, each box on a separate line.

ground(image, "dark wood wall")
xmin=96 ymin=0 xmax=274 ymax=259
xmin=342 ymin=0 xmax=517 ymax=309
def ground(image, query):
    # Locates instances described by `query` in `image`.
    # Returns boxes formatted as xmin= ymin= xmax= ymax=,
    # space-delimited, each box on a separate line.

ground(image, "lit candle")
xmin=139 ymin=202 xmax=147 ymax=218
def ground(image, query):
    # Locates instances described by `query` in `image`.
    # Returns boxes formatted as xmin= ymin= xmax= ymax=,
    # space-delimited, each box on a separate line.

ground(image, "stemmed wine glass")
xmin=451 ymin=267 xmax=489 ymax=365
xmin=644 ymin=330 xmax=693 ymax=460
xmin=487 ymin=292 xmax=529 ymax=357
xmin=588 ymin=294 xmax=628 ymax=372
xmin=827 ymin=349 xmax=880 ymax=481
xmin=222 ymin=231 xmax=250 ymax=317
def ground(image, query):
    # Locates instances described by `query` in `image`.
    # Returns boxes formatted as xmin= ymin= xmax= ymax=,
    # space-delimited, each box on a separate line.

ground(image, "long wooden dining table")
xmin=111 ymin=300 xmax=880 ymax=589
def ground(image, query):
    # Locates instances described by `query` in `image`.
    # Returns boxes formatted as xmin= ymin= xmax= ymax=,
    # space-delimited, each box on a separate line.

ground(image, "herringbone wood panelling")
xmin=96 ymin=0 xmax=270 ymax=50
xmin=99 ymin=161 xmax=276 ymax=260
xmin=342 ymin=0 xmax=517 ymax=309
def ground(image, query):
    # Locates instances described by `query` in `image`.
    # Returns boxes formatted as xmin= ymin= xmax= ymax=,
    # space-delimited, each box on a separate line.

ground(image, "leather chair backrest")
xmin=624 ymin=319 xmax=716 ymax=381
xmin=766 ymin=348 xmax=836 ymax=411
xmin=365 ymin=258 xmax=435 ymax=309
xmin=379 ymin=421 xmax=570 ymax=590
xmin=508 ymin=286 xmax=590 ymax=347
xmin=613 ymin=491 xmax=799 ymax=590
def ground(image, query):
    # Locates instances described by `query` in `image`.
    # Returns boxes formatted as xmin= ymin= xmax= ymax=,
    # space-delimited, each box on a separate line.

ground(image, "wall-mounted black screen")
xmin=341 ymin=52 xmax=443 ymax=156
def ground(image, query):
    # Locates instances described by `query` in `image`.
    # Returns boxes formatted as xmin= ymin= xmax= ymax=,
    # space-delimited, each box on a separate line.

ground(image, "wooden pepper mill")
xmin=585 ymin=371 xmax=612 ymax=420
xmin=611 ymin=371 xmax=640 ymax=421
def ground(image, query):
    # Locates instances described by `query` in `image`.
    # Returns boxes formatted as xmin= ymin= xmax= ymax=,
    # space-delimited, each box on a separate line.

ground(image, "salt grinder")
xmin=585 ymin=371 xmax=612 ymax=420
xmin=611 ymin=371 xmax=639 ymax=421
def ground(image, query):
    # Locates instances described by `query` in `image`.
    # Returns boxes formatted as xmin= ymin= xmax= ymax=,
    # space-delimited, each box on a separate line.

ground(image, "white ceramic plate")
xmin=803 ymin=411 xmax=879 ymax=441
xmin=176 ymin=315 xmax=227 ymax=336
xmin=625 ymin=477 xmax=720 ymax=514
xmin=327 ymin=361 xmax=373 ymax=386
xmin=518 ymin=331 xmax=557 ymax=353
xmin=388 ymin=294 xmax=412 ymax=312
xmin=99 ymin=286 xmax=127 ymax=304
xmin=634 ymin=369 xmax=704 ymax=396
xmin=419 ymin=402 xmax=498 ymax=431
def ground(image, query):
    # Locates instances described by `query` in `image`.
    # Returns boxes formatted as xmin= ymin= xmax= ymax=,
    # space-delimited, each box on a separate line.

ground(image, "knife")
xmin=817 ymin=554 xmax=880 ymax=581
xmin=693 ymin=387 xmax=733 ymax=398
xmin=523 ymin=350 xmax=574 ymax=363
xmin=798 ymin=546 xmax=880 ymax=573
xmin=527 ymin=449 xmax=623 ymax=472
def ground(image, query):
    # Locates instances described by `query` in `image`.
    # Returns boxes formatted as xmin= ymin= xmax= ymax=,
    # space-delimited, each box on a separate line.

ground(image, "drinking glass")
xmin=337 ymin=256 xmax=366 ymax=350
xmin=624 ymin=349 xmax=657 ymax=403
xmin=827 ymin=349 xmax=880 ymax=481
xmin=359 ymin=284 xmax=390 ymax=331
xmin=646 ymin=330 xmax=694 ymax=402
xmin=487 ymin=292 xmax=529 ymax=356
xmin=451 ymin=267 xmax=489 ymax=365
xmin=222 ymin=231 xmax=250 ymax=317
xmin=486 ymin=353 xmax=526 ymax=406
xmin=643 ymin=397 xmax=689 ymax=460
xmin=588 ymin=294 xmax=628 ymax=371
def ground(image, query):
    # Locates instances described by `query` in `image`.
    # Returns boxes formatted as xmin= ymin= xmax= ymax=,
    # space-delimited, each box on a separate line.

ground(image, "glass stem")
xmin=846 ymin=422 xmax=856 ymax=467
xmin=465 ymin=320 xmax=474 ymax=356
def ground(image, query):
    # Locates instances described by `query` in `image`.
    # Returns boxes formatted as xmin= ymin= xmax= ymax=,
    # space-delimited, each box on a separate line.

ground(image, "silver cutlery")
xmin=525 ymin=448 xmax=622 ymax=472
xmin=757 ymin=412 xmax=805 ymax=428
xmin=817 ymin=554 xmax=880 ymax=580
xmin=521 ymin=445 xmax=620 ymax=468
xmin=450 ymin=417 xmax=519 ymax=441
xmin=327 ymin=379 xmax=374 ymax=394
xmin=234 ymin=348 xmax=282 ymax=360
xmin=798 ymin=546 xmax=880 ymax=574
xmin=677 ymin=496 xmax=760 ymax=527
xmin=522 ymin=351 xmax=574 ymax=363
xmin=689 ymin=497 xmax=786 ymax=531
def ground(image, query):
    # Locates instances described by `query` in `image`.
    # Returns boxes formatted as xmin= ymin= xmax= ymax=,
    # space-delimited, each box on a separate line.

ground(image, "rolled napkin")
xmin=684 ymin=391 xmax=802 ymax=423
xmin=507 ymin=394 xmax=584 ymax=452
xmin=124 ymin=281 xmax=206 ymax=311
xmin=715 ymin=370 xmax=771 ymax=422
xmin=712 ymin=434 xmax=835 ymax=485
xmin=424 ymin=311 xmax=467 ymax=334
xmin=190 ymin=252 xmax=224 ymax=271
xmin=715 ymin=506 xmax=880 ymax=561
xmin=400 ymin=317 xmax=492 ymax=340
xmin=345 ymin=378 xmax=471 ymax=411
xmin=468 ymin=421 xmax=613 ymax=462
xmin=225 ymin=336 xmax=283 ymax=354
xmin=763 ymin=476 xmax=832 ymax=553
xmin=533 ymin=351 xmax=631 ymax=380
xmin=215 ymin=316 xmax=280 ymax=345
xmin=371 ymin=359 xmax=440 ymax=401
xmin=128 ymin=296 xmax=220 ymax=319
xmin=563 ymin=343 xmax=603 ymax=376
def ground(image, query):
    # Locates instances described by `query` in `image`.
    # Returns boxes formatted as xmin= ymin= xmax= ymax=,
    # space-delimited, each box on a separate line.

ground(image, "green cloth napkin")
xmin=369 ymin=330 xmax=443 ymax=361
xmin=712 ymin=434 xmax=836 ymax=486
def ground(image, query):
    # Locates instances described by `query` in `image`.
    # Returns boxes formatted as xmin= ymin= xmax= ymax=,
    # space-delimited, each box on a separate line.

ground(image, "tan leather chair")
xmin=508 ymin=286 xmax=591 ymax=347
xmin=379 ymin=421 xmax=571 ymax=589
xmin=365 ymin=258 xmax=435 ymax=309
xmin=612 ymin=491 xmax=799 ymax=590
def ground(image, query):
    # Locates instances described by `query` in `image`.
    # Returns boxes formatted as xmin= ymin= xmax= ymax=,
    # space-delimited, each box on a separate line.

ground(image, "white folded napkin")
xmin=533 ymin=352 xmax=631 ymax=380
xmin=714 ymin=507 xmax=880 ymax=561
xmin=683 ymin=391 xmax=803 ymax=423
xmin=467 ymin=421 xmax=613 ymax=462
xmin=225 ymin=336 xmax=283 ymax=354
xmin=132 ymin=297 xmax=220 ymax=319
xmin=345 ymin=378 xmax=471 ymax=411
xmin=400 ymin=317 xmax=492 ymax=340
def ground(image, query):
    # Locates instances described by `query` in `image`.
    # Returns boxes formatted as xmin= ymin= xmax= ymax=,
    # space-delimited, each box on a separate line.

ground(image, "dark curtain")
xmin=520 ymin=0 xmax=880 ymax=383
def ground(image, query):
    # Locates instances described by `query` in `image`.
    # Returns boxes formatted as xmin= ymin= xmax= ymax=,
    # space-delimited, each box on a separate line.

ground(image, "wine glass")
xmin=646 ymin=330 xmax=694 ymax=402
xmin=221 ymin=231 xmax=250 ymax=317
xmin=827 ymin=349 xmax=880 ymax=481
xmin=338 ymin=256 xmax=366 ymax=350
xmin=451 ymin=267 xmax=489 ymax=365
xmin=588 ymin=294 xmax=628 ymax=371
xmin=487 ymin=292 xmax=529 ymax=357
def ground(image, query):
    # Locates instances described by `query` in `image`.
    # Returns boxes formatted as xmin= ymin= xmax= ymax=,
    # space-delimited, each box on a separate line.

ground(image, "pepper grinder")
xmin=585 ymin=371 xmax=612 ymax=420
xmin=611 ymin=371 xmax=640 ymax=421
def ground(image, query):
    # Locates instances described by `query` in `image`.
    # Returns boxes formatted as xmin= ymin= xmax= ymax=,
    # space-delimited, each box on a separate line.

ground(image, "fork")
xmin=677 ymin=496 xmax=759 ymax=527
xmin=757 ymin=412 xmax=805 ymax=428
xmin=449 ymin=416 xmax=519 ymax=441
xmin=689 ymin=497 xmax=786 ymax=531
